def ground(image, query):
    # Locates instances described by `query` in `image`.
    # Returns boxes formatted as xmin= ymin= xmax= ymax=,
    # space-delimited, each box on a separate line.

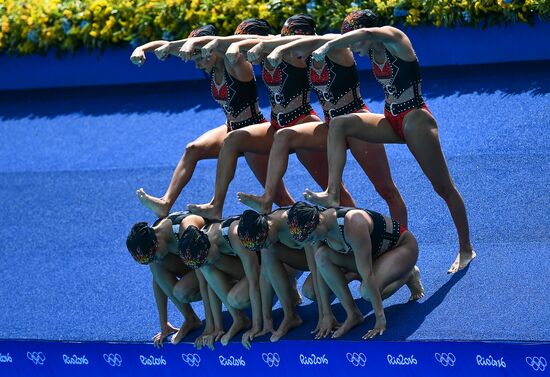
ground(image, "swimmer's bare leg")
xmin=189 ymin=123 xmax=274 ymax=219
xmin=138 ymin=125 xmax=227 ymax=218
xmin=172 ymin=307 xmax=202 ymax=344
xmin=220 ymin=312 xmax=251 ymax=346
xmin=315 ymin=246 xmax=364 ymax=338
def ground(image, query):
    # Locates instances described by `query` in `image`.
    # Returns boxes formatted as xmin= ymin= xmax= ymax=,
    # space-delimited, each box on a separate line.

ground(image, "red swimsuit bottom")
xmin=384 ymin=104 xmax=431 ymax=140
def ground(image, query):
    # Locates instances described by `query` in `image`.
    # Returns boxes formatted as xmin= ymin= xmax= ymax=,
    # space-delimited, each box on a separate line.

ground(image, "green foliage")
xmin=0 ymin=0 xmax=541 ymax=55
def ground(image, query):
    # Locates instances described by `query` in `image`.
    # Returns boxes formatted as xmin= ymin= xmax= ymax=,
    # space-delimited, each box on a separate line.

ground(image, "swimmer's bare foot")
xmin=303 ymin=189 xmax=339 ymax=208
xmin=220 ymin=314 xmax=251 ymax=346
xmin=332 ymin=309 xmax=364 ymax=338
xmin=136 ymin=188 xmax=170 ymax=218
xmin=406 ymin=266 xmax=425 ymax=301
xmin=271 ymin=313 xmax=303 ymax=342
xmin=447 ymin=247 xmax=477 ymax=274
xmin=188 ymin=202 xmax=222 ymax=220
xmin=171 ymin=317 xmax=202 ymax=345
xmin=237 ymin=192 xmax=272 ymax=214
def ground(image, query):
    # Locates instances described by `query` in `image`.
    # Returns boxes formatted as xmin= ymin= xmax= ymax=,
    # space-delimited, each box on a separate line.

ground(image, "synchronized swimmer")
xmin=127 ymin=10 xmax=476 ymax=349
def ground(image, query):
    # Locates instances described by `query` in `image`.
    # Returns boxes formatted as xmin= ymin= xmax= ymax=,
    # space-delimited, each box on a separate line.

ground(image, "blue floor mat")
xmin=0 ymin=61 xmax=549 ymax=343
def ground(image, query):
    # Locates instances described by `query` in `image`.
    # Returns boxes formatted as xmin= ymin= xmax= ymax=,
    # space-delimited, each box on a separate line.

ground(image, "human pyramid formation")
xmin=126 ymin=11 xmax=477 ymax=350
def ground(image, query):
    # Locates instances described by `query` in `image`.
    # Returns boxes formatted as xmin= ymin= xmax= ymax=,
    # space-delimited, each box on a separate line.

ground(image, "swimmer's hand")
xmin=152 ymin=322 xmax=178 ymax=348
xmin=362 ymin=316 xmax=386 ymax=340
xmin=179 ymin=41 xmax=196 ymax=61
xmin=266 ymin=47 xmax=283 ymax=67
xmin=130 ymin=47 xmax=146 ymax=67
xmin=154 ymin=43 xmax=171 ymax=61
xmin=195 ymin=329 xmax=224 ymax=350
xmin=247 ymin=42 xmax=264 ymax=65
xmin=312 ymin=44 xmax=329 ymax=63
xmin=202 ymin=39 xmax=219 ymax=59
xmin=314 ymin=315 xmax=339 ymax=340
xmin=241 ymin=327 xmax=261 ymax=350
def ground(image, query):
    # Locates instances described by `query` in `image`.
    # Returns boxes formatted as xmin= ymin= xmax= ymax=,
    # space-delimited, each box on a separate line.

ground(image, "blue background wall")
xmin=1 ymin=21 xmax=550 ymax=91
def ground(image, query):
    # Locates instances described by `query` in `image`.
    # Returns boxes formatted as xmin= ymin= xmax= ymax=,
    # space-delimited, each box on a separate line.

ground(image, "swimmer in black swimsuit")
xmin=303 ymin=10 xmax=476 ymax=274
xmin=236 ymin=31 xmax=407 ymax=225
xmin=287 ymin=202 xmax=424 ymax=339
xmin=237 ymin=208 xmax=327 ymax=342
xmin=188 ymin=14 xmax=356 ymax=220
xmin=178 ymin=213 xmax=272 ymax=349
xmin=131 ymin=21 xmax=294 ymax=219
xmin=126 ymin=212 xmax=208 ymax=347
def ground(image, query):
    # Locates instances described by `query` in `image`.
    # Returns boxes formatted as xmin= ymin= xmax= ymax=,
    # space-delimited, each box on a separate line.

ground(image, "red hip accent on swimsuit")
xmin=384 ymin=104 xmax=431 ymax=140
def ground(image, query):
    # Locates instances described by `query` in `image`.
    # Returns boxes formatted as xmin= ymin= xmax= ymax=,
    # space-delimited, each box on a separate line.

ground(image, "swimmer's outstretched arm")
xmin=312 ymin=26 xmax=415 ymax=62
xmin=303 ymin=243 xmax=323 ymax=315
xmin=305 ymin=242 xmax=338 ymax=338
xmin=345 ymin=216 xmax=386 ymax=339
xmin=130 ymin=40 xmax=170 ymax=66
xmin=151 ymin=278 xmax=178 ymax=348
xmin=179 ymin=35 xmax=269 ymax=62
xmin=266 ymin=34 xmax=342 ymax=66
xmin=200 ymin=35 xmax=272 ymax=55
xmin=226 ymin=36 xmax=304 ymax=65
xmin=235 ymin=246 xmax=262 ymax=349
xmin=259 ymin=264 xmax=275 ymax=335
xmin=194 ymin=269 xmax=224 ymax=350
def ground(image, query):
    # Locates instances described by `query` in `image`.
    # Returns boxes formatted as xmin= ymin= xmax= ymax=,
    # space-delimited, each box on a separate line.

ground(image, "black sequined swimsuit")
xmin=369 ymin=48 xmax=424 ymax=116
xmin=152 ymin=211 xmax=192 ymax=241
xmin=211 ymin=67 xmax=266 ymax=131
xmin=262 ymin=61 xmax=316 ymax=129
xmin=333 ymin=207 xmax=407 ymax=259
xmin=308 ymin=56 xmax=367 ymax=122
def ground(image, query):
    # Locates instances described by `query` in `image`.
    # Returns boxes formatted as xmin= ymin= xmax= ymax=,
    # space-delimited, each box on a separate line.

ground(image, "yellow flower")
xmin=89 ymin=30 xmax=98 ymax=37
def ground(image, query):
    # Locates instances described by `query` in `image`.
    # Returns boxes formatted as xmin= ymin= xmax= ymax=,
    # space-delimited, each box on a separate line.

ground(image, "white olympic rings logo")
xmin=526 ymin=356 xmax=547 ymax=371
xmin=346 ymin=352 xmax=367 ymax=367
xmin=262 ymin=352 xmax=280 ymax=367
xmin=181 ymin=353 xmax=201 ymax=367
xmin=103 ymin=353 xmax=122 ymax=367
xmin=27 ymin=351 xmax=46 ymax=365
xmin=435 ymin=353 xmax=456 ymax=367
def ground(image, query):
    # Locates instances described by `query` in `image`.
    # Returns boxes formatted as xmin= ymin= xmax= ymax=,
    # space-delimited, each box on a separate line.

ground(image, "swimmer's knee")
xmin=184 ymin=141 xmax=205 ymax=161
xmin=227 ymin=290 xmax=249 ymax=310
xmin=432 ymin=181 xmax=456 ymax=201
xmin=222 ymin=129 xmax=248 ymax=151
xmin=404 ymin=112 xmax=437 ymax=137
xmin=329 ymin=115 xmax=346 ymax=129
xmin=172 ymin=284 xmax=196 ymax=304
xmin=273 ymin=128 xmax=295 ymax=146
